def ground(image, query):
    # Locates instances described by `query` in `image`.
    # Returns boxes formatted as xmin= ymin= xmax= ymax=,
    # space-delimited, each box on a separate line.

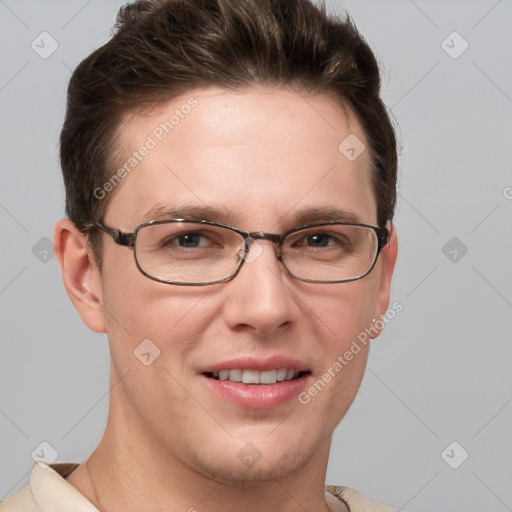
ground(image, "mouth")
xmin=198 ymin=356 xmax=312 ymax=408
xmin=203 ymin=369 xmax=311 ymax=385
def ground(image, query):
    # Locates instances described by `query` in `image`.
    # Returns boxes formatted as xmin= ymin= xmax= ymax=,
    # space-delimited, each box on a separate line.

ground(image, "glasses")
xmin=88 ymin=219 xmax=388 ymax=286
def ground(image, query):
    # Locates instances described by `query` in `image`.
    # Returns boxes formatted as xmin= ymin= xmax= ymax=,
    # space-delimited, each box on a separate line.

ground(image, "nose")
xmin=222 ymin=239 xmax=298 ymax=336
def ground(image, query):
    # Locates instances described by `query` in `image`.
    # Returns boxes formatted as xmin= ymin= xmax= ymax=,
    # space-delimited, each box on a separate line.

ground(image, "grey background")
xmin=1 ymin=1 xmax=511 ymax=510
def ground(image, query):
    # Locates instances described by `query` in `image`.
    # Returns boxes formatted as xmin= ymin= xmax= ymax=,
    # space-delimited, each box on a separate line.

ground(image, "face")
xmin=85 ymin=87 xmax=396 ymax=485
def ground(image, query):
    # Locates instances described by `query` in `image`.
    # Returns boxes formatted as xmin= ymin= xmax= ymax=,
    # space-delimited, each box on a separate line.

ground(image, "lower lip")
xmin=201 ymin=374 xmax=310 ymax=410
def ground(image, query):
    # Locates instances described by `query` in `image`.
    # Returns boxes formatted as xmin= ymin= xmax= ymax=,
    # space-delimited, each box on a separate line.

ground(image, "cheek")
xmin=299 ymin=280 xmax=376 ymax=409
xmin=100 ymin=255 xmax=221 ymax=367
xmin=101 ymin=248 xmax=180 ymax=334
xmin=306 ymin=278 xmax=377 ymax=344
xmin=299 ymin=340 xmax=369 ymax=435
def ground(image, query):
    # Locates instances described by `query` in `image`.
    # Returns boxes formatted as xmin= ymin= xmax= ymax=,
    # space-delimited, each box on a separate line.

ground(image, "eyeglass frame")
xmin=85 ymin=218 xmax=389 ymax=286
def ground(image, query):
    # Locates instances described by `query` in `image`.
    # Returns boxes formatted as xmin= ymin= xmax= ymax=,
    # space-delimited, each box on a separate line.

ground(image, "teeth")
xmin=259 ymin=369 xmax=277 ymax=384
xmin=210 ymin=368 xmax=302 ymax=384
xmin=285 ymin=369 xmax=295 ymax=381
xmin=228 ymin=369 xmax=243 ymax=382
xmin=276 ymin=368 xmax=287 ymax=381
xmin=242 ymin=369 xmax=260 ymax=384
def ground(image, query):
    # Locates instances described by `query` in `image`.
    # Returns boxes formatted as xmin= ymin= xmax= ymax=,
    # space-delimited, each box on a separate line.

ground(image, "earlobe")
xmin=54 ymin=218 xmax=107 ymax=333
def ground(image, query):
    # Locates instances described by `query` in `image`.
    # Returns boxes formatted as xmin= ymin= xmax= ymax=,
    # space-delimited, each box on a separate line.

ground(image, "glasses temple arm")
xmin=86 ymin=222 xmax=135 ymax=247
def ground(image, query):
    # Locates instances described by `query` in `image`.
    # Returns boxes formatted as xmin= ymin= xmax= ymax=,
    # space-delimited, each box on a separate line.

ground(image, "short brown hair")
xmin=60 ymin=0 xmax=397 ymax=264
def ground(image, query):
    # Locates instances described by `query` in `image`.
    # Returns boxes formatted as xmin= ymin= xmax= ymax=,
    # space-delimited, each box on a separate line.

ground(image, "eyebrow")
xmin=141 ymin=204 xmax=364 ymax=227
xmin=141 ymin=204 xmax=233 ymax=223
xmin=292 ymin=206 xmax=363 ymax=225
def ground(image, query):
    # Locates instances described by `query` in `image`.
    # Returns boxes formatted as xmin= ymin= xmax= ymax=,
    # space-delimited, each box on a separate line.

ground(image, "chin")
xmin=185 ymin=434 xmax=319 ymax=488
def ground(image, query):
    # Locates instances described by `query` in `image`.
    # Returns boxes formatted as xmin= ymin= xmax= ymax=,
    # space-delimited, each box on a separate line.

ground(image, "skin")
xmin=55 ymin=86 xmax=397 ymax=512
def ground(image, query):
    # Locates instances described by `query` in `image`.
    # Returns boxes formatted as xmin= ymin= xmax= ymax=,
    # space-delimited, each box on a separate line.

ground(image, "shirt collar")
xmin=30 ymin=462 xmax=99 ymax=512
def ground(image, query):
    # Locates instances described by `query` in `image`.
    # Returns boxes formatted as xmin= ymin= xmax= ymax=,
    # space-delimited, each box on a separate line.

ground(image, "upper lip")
xmin=199 ymin=356 xmax=310 ymax=374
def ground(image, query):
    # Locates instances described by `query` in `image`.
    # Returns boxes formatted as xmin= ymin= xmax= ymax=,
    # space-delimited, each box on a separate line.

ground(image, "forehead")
xmin=107 ymin=86 xmax=376 ymax=229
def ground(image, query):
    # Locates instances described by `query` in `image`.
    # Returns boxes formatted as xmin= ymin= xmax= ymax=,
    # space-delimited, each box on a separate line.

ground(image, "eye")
xmin=170 ymin=232 xmax=210 ymax=248
xmin=304 ymin=233 xmax=335 ymax=247
xmin=159 ymin=230 xmax=222 ymax=250
xmin=296 ymin=232 xmax=349 ymax=248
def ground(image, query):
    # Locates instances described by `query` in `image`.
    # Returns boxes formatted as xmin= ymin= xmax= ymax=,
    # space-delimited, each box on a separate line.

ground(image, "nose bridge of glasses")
xmin=245 ymin=232 xmax=283 ymax=257
xmin=245 ymin=231 xmax=282 ymax=249
xmin=247 ymin=232 xmax=282 ymax=244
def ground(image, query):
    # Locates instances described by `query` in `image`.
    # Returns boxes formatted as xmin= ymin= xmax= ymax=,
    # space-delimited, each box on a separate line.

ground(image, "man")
xmin=2 ymin=0 xmax=398 ymax=510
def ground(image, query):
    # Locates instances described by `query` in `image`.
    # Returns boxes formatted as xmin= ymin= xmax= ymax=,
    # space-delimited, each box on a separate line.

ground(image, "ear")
xmin=371 ymin=223 xmax=398 ymax=338
xmin=54 ymin=218 xmax=107 ymax=333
